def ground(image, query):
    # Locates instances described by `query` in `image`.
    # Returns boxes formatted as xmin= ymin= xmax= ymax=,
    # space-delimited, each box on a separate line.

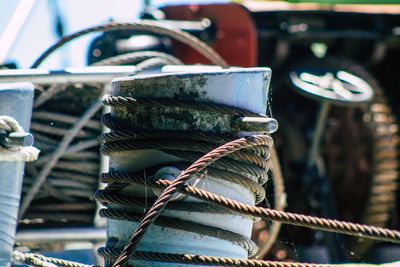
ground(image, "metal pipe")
xmin=15 ymin=227 xmax=106 ymax=244
xmin=0 ymin=82 xmax=34 ymax=267
xmin=0 ymin=66 xmax=136 ymax=85
xmin=306 ymin=102 xmax=331 ymax=168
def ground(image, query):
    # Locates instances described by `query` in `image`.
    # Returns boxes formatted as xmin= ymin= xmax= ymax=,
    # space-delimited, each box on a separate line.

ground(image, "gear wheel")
xmin=272 ymin=57 xmax=399 ymax=259
xmin=299 ymin=58 xmax=399 ymax=257
xmin=342 ymin=63 xmax=399 ymax=256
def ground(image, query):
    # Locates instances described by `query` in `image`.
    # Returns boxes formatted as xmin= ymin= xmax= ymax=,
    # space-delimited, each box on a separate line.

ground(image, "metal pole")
xmin=0 ymin=66 xmax=137 ymax=85
xmin=306 ymin=102 xmax=331 ymax=169
xmin=0 ymin=82 xmax=34 ymax=267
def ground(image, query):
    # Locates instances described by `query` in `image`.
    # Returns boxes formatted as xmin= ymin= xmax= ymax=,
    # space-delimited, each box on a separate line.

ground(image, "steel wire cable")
xmin=101 ymin=138 xmax=270 ymax=169
xmin=102 ymin=95 xmax=265 ymax=118
xmin=99 ymin=208 xmax=258 ymax=256
xmin=101 ymin=139 xmax=269 ymax=185
xmin=98 ymin=247 xmax=340 ymax=267
xmin=95 ymin=190 xmax=234 ymax=214
xmin=91 ymin=51 xmax=184 ymax=67
xmin=109 ymin=135 xmax=273 ymax=267
xmin=31 ymin=21 xmax=229 ymax=68
xmin=160 ymin=149 xmax=269 ymax=185
xmin=98 ymin=126 xmax=392 ymax=261
xmin=98 ymin=161 xmax=266 ymax=205
xmin=255 ymin=146 xmax=286 ymax=258
xmin=101 ymin=113 xmax=270 ymax=157
xmin=100 ymin=169 xmax=400 ymax=245
xmin=128 ymin=56 xmax=185 ymax=75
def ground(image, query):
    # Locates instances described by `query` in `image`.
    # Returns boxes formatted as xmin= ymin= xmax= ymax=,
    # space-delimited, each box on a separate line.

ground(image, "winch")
xmin=96 ymin=67 xmax=277 ymax=266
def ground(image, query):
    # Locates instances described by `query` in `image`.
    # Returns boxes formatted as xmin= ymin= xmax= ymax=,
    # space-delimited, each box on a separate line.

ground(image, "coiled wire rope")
xmin=99 ymin=94 xmax=275 ymax=259
xmin=101 ymin=94 xmax=400 ymax=267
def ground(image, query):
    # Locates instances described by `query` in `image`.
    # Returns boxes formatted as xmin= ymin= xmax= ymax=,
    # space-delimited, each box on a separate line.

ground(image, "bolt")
xmin=153 ymin=167 xmax=186 ymax=201
xmin=235 ymin=117 xmax=278 ymax=134
xmin=0 ymin=132 xmax=34 ymax=148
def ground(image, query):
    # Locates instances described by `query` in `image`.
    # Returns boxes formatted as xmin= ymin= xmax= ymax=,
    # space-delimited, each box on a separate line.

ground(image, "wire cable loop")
xmin=31 ymin=21 xmax=229 ymax=68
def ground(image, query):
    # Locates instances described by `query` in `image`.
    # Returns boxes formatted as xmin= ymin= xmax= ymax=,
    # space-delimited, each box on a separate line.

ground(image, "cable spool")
xmin=97 ymin=67 xmax=275 ymax=266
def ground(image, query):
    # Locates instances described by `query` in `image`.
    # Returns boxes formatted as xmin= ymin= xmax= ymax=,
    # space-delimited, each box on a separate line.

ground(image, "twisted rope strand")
xmin=99 ymin=208 xmax=257 ymax=256
xmin=13 ymin=251 xmax=95 ymax=267
xmin=101 ymin=113 xmax=270 ymax=156
xmin=99 ymin=247 xmax=339 ymax=267
xmin=95 ymin=190 xmax=231 ymax=214
xmin=0 ymin=116 xmax=25 ymax=133
xmin=111 ymin=135 xmax=272 ymax=267
xmin=91 ymin=51 xmax=184 ymax=66
xmin=101 ymin=138 xmax=269 ymax=170
xmin=100 ymin=170 xmax=400 ymax=245
xmin=32 ymin=21 xmax=228 ymax=68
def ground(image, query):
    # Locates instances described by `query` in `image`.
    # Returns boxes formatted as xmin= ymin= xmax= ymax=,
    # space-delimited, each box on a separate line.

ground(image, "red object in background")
xmin=162 ymin=3 xmax=257 ymax=67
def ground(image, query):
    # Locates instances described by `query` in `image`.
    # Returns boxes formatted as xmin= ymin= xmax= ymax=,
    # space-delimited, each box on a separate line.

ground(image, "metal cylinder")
xmin=100 ymin=67 xmax=271 ymax=266
xmin=0 ymin=82 xmax=34 ymax=267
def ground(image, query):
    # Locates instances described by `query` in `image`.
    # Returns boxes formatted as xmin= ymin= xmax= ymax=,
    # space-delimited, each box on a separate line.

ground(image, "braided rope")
xmin=32 ymin=21 xmax=228 ymax=68
xmin=12 ymin=251 xmax=95 ymax=267
xmin=102 ymin=95 xmax=264 ymax=118
xmin=0 ymin=116 xmax=25 ymax=133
